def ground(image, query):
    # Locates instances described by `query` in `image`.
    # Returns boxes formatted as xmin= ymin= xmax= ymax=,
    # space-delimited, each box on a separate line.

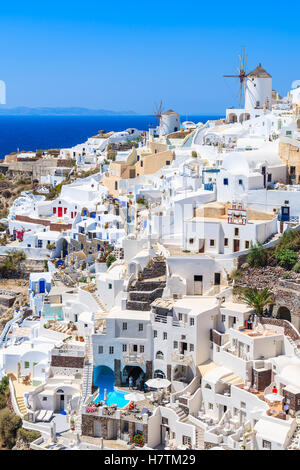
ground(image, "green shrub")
xmin=106 ymin=254 xmax=117 ymax=268
xmin=275 ymin=249 xmax=298 ymax=269
xmin=276 ymin=229 xmax=300 ymax=252
xmin=247 ymin=242 xmax=267 ymax=267
xmin=0 ymin=408 xmax=22 ymax=449
xmin=17 ymin=428 xmax=41 ymax=443
xmin=293 ymin=262 xmax=300 ymax=273
xmin=0 ymin=395 xmax=7 ymax=409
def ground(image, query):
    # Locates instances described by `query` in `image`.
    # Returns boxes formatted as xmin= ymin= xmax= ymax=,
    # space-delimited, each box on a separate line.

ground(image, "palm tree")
xmin=240 ymin=287 xmax=273 ymax=316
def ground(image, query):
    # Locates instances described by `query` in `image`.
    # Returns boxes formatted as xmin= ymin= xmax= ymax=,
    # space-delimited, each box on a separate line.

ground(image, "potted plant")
xmin=75 ymin=335 xmax=79 ymax=341
xmin=70 ymin=418 xmax=75 ymax=431
xmin=79 ymin=336 xmax=84 ymax=342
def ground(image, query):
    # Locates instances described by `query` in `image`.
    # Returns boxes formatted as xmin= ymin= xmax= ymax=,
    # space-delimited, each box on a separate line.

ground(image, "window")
xmin=115 ymin=182 xmax=118 ymax=190
xmin=245 ymin=240 xmax=250 ymax=249
xmin=37 ymin=240 xmax=43 ymax=248
xmin=166 ymin=161 xmax=171 ymax=165
xmin=178 ymin=313 xmax=183 ymax=321
xmin=25 ymin=361 xmax=30 ymax=369
xmin=238 ymin=179 xmax=243 ymax=185
xmin=214 ymin=273 xmax=221 ymax=285
xmin=267 ymin=173 xmax=272 ymax=182
xmin=223 ymin=178 xmax=228 ymax=185
xmin=163 ymin=332 xmax=167 ymax=340
xmin=173 ymin=341 xmax=178 ymax=349
xmin=190 ymin=318 xmax=195 ymax=326
xmin=108 ymin=283 xmax=112 ymax=290
xmin=122 ymin=322 xmax=127 ymax=330
xmin=182 ymin=436 xmax=192 ymax=446
xmin=153 ymin=330 xmax=157 ymax=338
xmin=42 ymin=397 xmax=47 ymax=401
xmin=224 ymin=238 xmax=228 ymax=246
xmin=109 ymin=346 xmax=114 ymax=354
xmin=209 ymin=239 xmax=215 ymax=247
xmin=162 ymin=417 xmax=169 ymax=425
xmin=138 ymin=323 xmax=143 ymax=331
xmin=234 ymin=228 xmax=239 ymax=236
xmin=233 ymin=317 xmax=236 ymax=324
xmin=221 ymin=314 xmax=226 ymax=322
xmin=140 ymin=345 xmax=144 ymax=353
xmin=98 ymin=346 xmax=103 ymax=354
xmin=122 ymin=344 xmax=127 ymax=352
xmin=190 ymin=344 xmax=194 ymax=352
xmin=262 ymin=440 xmax=271 ymax=450
xmin=189 ymin=238 xmax=194 ymax=244
xmin=208 ymin=403 xmax=213 ymax=410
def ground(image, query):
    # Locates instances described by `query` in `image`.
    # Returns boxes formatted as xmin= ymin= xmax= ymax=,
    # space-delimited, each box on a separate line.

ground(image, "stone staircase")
xmin=90 ymin=291 xmax=108 ymax=315
xmin=126 ymin=258 xmax=166 ymax=311
xmin=175 ymin=406 xmax=189 ymax=423
xmin=287 ymin=337 xmax=300 ymax=359
xmin=195 ymin=427 xmax=205 ymax=450
xmin=16 ymin=396 xmax=27 ymax=415
xmin=77 ymin=336 xmax=94 ymax=434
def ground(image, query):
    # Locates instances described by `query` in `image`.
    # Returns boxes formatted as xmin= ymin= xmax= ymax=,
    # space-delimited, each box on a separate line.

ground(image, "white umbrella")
xmin=146 ymin=378 xmax=171 ymax=389
xmin=124 ymin=392 xmax=145 ymax=402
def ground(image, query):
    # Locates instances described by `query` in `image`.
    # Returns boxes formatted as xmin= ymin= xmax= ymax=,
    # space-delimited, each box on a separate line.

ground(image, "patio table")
xmin=264 ymin=393 xmax=284 ymax=403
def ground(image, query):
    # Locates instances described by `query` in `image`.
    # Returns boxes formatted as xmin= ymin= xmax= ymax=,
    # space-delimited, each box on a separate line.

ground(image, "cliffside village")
xmin=1 ymin=63 xmax=300 ymax=451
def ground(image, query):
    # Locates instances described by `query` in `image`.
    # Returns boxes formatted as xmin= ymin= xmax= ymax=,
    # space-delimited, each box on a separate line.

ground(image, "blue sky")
xmin=1 ymin=0 xmax=300 ymax=114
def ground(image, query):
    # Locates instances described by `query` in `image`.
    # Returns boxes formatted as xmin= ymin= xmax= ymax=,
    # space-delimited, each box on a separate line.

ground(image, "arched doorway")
xmin=228 ymin=113 xmax=237 ymax=124
xmin=277 ymin=306 xmax=291 ymax=322
xmin=122 ymin=365 xmax=144 ymax=386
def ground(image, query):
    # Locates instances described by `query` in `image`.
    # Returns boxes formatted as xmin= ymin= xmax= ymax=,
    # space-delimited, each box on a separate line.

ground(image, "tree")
xmin=0 ymin=408 xmax=22 ymax=449
xmin=240 ymin=287 xmax=273 ymax=316
xmin=247 ymin=241 xmax=267 ymax=267
xmin=106 ymin=254 xmax=117 ymax=268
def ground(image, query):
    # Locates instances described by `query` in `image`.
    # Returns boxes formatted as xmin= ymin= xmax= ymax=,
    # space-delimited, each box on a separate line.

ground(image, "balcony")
xmin=154 ymin=314 xmax=167 ymax=324
xmin=123 ymin=352 xmax=145 ymax=365
xmin=171 ymin=351 xmax=193 ymax=366
xmin=278 ymin=214 xmax=299 ymax=223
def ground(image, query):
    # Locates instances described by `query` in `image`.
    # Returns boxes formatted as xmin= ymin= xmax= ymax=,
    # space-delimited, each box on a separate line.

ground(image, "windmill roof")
xmin=248 ymin=63 xmax=272 ymax=78
xmin=162 ymin=109 xmax=178 ymax=116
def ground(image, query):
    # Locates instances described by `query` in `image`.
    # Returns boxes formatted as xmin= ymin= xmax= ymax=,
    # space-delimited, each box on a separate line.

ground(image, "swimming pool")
xmin=42 ymin=304 xmax=64 ymax=321
xmin=93 ymin=365 xmax=129 ymax=408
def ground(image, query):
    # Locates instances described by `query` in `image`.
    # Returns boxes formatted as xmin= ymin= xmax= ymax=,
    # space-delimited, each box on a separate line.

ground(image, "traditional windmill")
xmin=152 ymin=100 xmax=164 ymax=129
xmin=223 ymin=46 xmax=249 ymax=107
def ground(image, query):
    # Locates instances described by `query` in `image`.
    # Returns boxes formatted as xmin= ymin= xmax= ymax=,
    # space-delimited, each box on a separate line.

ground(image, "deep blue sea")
xmin=0 ymin=115 xmax=223 ymax=159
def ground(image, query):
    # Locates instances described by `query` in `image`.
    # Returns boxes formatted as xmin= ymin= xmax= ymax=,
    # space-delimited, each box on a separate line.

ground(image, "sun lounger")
xmin=42 ymin=410 xmax=53 ymax=422
xmin=36 ymin=410 xmax=47 ymax=421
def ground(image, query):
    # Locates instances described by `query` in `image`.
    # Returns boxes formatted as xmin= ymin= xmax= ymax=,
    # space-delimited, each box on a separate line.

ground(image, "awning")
xmin=198 ymin=361 xmax=219 ymax=378
xmin=221 ymin=373 xmax=244 ymax=386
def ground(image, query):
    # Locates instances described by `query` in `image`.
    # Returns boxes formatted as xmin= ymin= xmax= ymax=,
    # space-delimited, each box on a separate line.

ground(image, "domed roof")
xmin=222 ymin=153 xmax=250 ymax=176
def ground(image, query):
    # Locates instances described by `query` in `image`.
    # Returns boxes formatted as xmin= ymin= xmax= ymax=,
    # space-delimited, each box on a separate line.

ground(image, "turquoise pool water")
xmin=93 ymin=365 xmax=129 ymax=408
xmin=42 ymin=304 xmax=64 ymax=321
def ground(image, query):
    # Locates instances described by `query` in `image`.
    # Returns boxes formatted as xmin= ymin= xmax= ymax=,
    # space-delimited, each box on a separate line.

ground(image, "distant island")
xmin=0 ymin=107 xmax=138 ymax=116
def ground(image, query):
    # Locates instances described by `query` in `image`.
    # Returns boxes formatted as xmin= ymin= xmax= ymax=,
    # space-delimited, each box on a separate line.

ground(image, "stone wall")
xmin=51 ymin=355 xmax=84 ymax=369
xmin=283 ymin=389 xmax=300 ymax=413
xmin=252 ymin=368 xmax=272 ymax=391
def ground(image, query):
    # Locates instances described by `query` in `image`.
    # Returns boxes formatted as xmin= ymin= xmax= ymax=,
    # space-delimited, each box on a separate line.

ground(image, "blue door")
xmin=39 ymin=280 xmax=45 ymax=294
